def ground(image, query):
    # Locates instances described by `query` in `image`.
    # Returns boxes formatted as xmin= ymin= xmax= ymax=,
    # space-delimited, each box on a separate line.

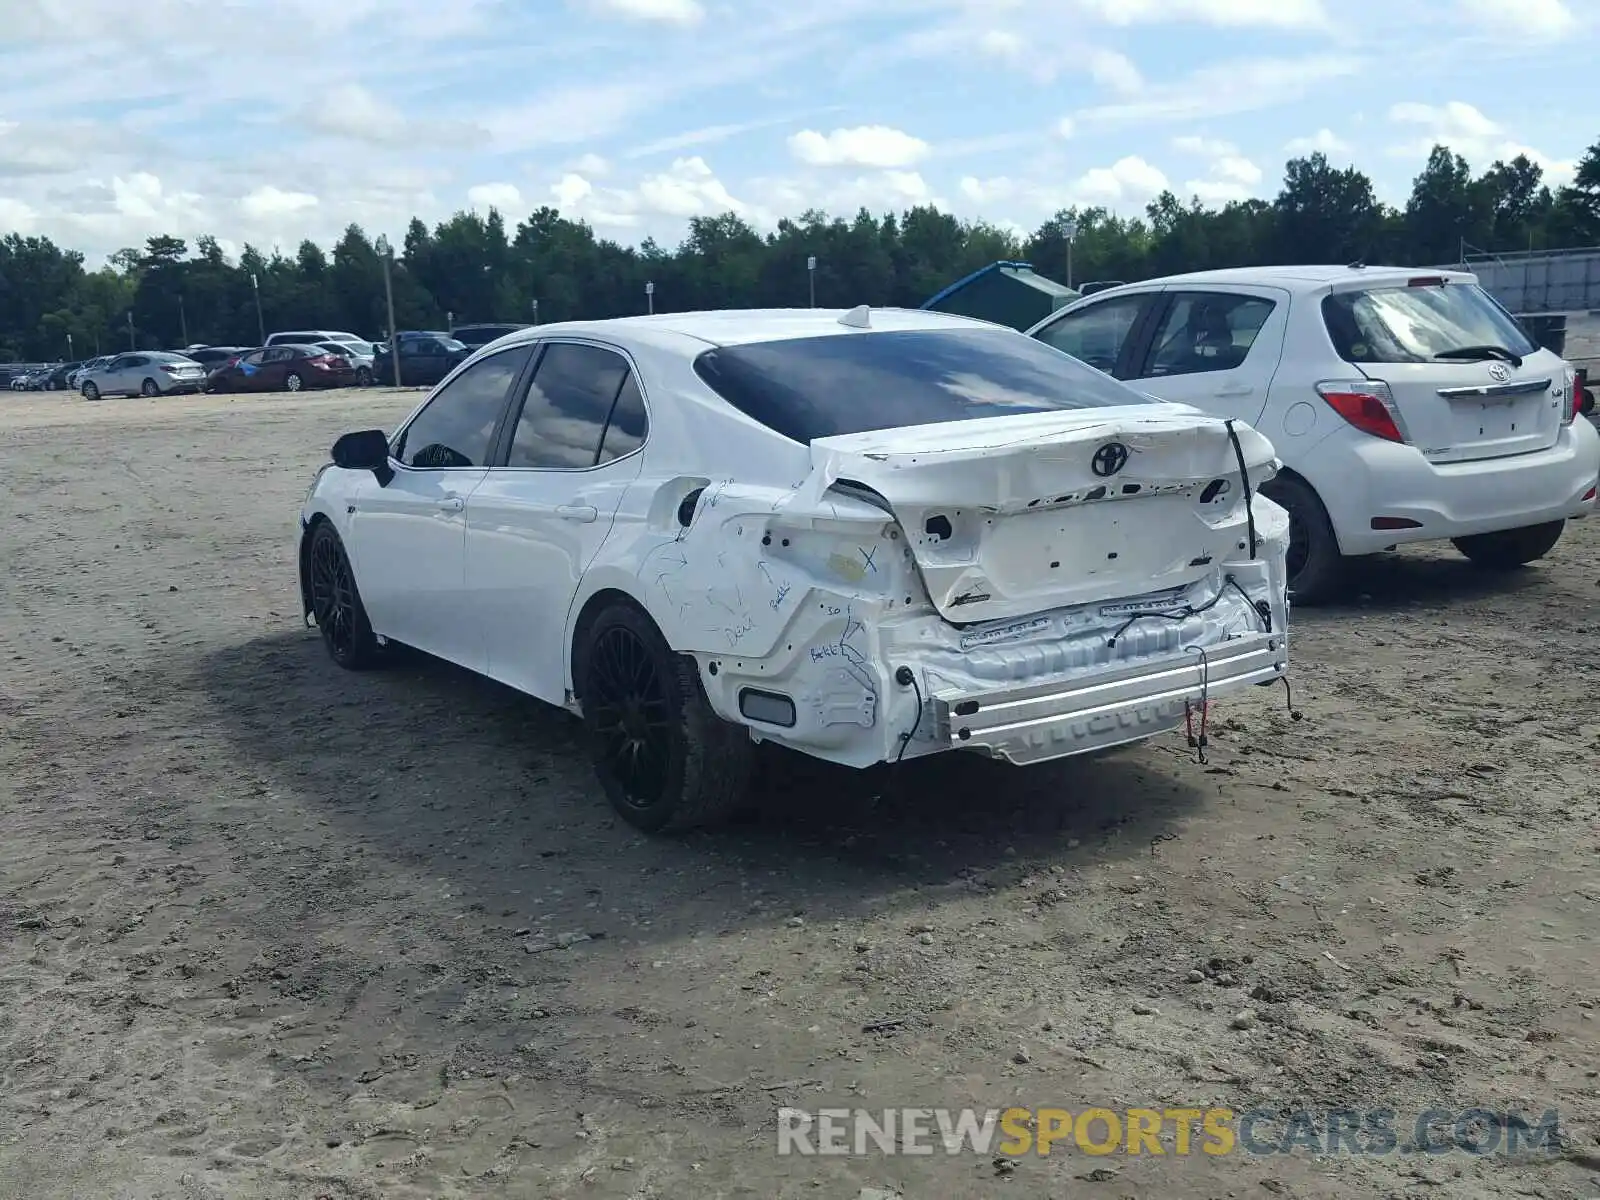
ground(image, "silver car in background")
xmin=316 ymin=340 xmax=375 ymax=386
xmin=80 ymin=352 xmax=207 ymax=400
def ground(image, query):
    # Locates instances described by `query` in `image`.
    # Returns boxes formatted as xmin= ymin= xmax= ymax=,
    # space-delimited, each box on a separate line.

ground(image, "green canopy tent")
xmin=919 ymin=261 xmax=1079 ymax=331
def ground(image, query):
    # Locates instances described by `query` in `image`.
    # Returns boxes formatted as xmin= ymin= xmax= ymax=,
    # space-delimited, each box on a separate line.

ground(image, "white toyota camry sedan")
xmin=297 ymin=307 xmax=1293 ymax=833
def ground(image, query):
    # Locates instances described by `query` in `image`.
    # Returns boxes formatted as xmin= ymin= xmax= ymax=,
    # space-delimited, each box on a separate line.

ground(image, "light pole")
xmin=645 ymin=280 xmax=654 ymax=315
xmin=531 ymin=298 xmax=539 ymax=325
xmin=126 ymin=310 xmax=135 ymax=350
xmin=1062 ymin=220 xmax=1078 ymax=291
xmin=65 ymin=332 xmax=73 ymax=361
xmin=178 ymin=294 xmax=188 ymax=347
xmin=446 ymin=310 xmax=454 ymax=335
xmin=377 ymin=237 xmax=400 ymax=388
xmin=250 ymin=272 xmax=265 ymax=344
xmin=807 ymin=255 xmax=816 ymax=308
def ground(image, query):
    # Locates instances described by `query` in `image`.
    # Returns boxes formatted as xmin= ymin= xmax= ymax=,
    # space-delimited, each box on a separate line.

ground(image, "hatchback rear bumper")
xmin=1308 ymin=419 xmax=1600 ymax=556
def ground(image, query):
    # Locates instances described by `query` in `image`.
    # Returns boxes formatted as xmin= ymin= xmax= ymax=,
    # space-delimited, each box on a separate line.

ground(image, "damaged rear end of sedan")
xmin=595 ymin=311 xmax=1294 ymax=815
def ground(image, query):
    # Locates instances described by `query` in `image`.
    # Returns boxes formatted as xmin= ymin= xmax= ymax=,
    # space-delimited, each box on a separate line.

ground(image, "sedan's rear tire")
xmin=285 ymin=371 xmax=304 ymax=392
xmin=308 ymin=522 xmax=385 ymax=670
xmin=576 ymin=603 xmax=754 ymax=834
xmin=1259 ymin=474 xmax=1345 ymax=605
xmin=1452 ymin=520 xmax=1566 ymax=570
xmin=140 ymin=378 xmax=159 ymax=397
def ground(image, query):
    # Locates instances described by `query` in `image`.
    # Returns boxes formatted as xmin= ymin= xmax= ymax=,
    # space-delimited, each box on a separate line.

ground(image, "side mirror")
xmin=331 ymin=429 xmax=394 ymax=486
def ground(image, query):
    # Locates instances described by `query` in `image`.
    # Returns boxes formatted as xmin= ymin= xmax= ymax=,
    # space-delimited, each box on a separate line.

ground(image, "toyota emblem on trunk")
xmin=1091 ymin=442 xmax=1129 ymax=477
xmin=1487 ymin=362 xmax=1511 ymax=382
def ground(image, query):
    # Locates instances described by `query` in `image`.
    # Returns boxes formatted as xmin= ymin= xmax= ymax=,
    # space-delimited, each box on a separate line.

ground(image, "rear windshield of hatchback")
xmin=692 ymin=327 xmax=1157 ymax=443
xmin=1321 ymin=282 xmax=1538 ymax=364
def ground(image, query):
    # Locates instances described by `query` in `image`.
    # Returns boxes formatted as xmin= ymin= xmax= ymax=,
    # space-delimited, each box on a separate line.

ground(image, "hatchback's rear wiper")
xmin=1434 ymin=344 xmax=1524 ymax=368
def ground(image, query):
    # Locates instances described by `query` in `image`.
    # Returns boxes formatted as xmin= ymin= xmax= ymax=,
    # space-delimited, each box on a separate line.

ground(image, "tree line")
xmin=1 ymin=139 xmax=1598 ymax=362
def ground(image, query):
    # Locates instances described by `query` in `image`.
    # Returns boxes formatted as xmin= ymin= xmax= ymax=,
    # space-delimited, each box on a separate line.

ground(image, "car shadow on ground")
xmin=1299 ymin=549 xmax=1557 ymax=615
xmin=194 ymin=629 xmax=1216 ymax=941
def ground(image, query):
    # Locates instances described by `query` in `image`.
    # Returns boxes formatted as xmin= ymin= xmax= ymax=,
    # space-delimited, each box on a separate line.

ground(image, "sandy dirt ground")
xmin=1 ymin=386 xmax=1599 ymax=1200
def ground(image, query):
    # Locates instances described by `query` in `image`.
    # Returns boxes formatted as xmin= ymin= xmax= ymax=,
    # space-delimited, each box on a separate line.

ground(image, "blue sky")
xmin=0 ymin=0 xmax=1592 ymax=263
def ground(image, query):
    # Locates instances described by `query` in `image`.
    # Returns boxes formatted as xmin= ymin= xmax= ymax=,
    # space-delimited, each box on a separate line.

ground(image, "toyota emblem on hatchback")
xmin=1487 ymin=362 xmax=1511 ymax=382
xmin=1091 ymin=442 xmax=1130 ymax=477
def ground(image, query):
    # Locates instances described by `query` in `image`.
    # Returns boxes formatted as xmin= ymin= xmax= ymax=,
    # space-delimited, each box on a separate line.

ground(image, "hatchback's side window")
xmin=505 ymin=343 xmax=631 ymax=469
xmin=597 ymin=372 xmax=648 ymax=464
xmin=1142 ymin=293 xmax=1276 ymax=378
xmin=1032 ymin=295 xmax=1147 ymax=375
xmin=393 ymin=345 xmax=533 ymax=469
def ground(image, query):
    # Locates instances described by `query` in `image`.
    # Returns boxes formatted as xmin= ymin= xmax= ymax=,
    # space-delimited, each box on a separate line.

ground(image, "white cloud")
xmin=1457 ymin=0 xmax=1576 ymax=39
xmin=1285 ymin=128 xmax=1351 ymax=155
xmin=1056 ymin=117 xmax=1076 ymax=139
xmin=1073 ymin=0 xmax=1331 ymax=29
xmin=978 ymin=29 xmax=1026 ymax=58
xmin=1074 ymin=55 xmax=1360 ymax=126
xmin=304 ymin=84 xmax=407 ymax=145
xmin=1073 ymin=156 xmax=1169 ymax=203
xmin=636 ymin=156 xmax=753 ymax=219
xmin=1086 ymin=49 xmax=1144 ymax=95
xmin=579 ymin=0 xmax=705 ymax=23
xmin=1387 ymin=100 xmax=1576 ymax=180
xmin=552 ymin=173 xmax=595 ymax=209
xmin=567 ymin=153 xmax=611 ymax=176
xmin=0 ymin=196 xmax=38 ymax=231
xmin=466 ymin=182 xmax=524 ymax=212
xmin=239 ymin=186 xmax=318 ymax=221
xmin=788 ymin=125 xmax=930 ymax=169
xmin=1172 ymin=135 xmax=1238 ymax=158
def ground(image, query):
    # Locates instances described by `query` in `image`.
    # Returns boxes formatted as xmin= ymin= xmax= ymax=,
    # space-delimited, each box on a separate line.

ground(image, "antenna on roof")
xmin=1346 ymin=259 xmax=1366 ymax=270
xmin=838 ymin=304 xmax=871 ymax=329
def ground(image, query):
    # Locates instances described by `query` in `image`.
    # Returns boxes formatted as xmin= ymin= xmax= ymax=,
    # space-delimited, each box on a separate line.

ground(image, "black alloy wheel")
xmin=308 ymin=524 xmax=383 ymax=669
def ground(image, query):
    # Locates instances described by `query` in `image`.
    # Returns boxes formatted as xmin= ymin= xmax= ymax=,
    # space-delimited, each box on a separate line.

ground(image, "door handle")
xmin=1215 ymin=383 xmax=1254 ymax=398
xmin=556 ymin=504 xmax=598 ymax=522
xmin=437 ymin=496 xmax=465 ymax=512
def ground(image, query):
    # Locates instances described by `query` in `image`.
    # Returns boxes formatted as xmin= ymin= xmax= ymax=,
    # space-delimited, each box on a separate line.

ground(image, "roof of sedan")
xmin=498 ymin=306 xmax=1000 ymax=349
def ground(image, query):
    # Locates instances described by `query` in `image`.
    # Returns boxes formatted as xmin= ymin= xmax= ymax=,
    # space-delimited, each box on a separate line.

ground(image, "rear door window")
xmin=1141 ymin=293 xmax=1277 ymax=378
xmin=505 ymin=342 xmax=631 ymax=468
xmin=693 ymin=326 xmax=1156 ymax=444
xmin=1321 ymin=282 xmax=1538 ymax=364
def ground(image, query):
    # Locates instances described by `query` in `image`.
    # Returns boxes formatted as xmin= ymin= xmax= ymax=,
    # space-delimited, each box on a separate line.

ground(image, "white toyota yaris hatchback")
xmin=298 ymin=308 xmax=1293 ymax=833
xmin=1027 ymin=266 xmax=1600 ymax=601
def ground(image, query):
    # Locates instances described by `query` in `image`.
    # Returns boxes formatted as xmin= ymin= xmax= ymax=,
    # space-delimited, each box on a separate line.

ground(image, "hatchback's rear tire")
xmin=1259 ymin=475 xmax=1344 ymax=605
xmin=1452 ymin=520 xmax=1566 ymax=570
xmin=576 ymin=603 xmax=754 ymax=834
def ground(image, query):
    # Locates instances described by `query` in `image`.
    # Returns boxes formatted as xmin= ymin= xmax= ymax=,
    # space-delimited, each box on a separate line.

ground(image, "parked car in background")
xmin=298 ymin=307 xmax=1292 ymax=834
xmin=1027 ymin=265 xmax=1599 ymax=602
xmin=9 ymin=367 xmax=47 ymax=391
xmin=80 ymin=352 xmax=208 ymax=399
xmin=265 ymin=329 xmax=369 ymax=352
xmin=69 ymin=356 xmax=112 ymax=388
xmin=207 ymin=343 xmax=356 ymax=392
xmin=41 ymin=361 xmax=84 ymax=389
xmin=316 ymin=340 xmax=374 ymax=386
xmin=451 ymin=322 xmax=530 ymax=351
xmin=183 ymin=345 xmax=251 ymax=371
xmin=372 ymin=331 xmax=469 ymax=387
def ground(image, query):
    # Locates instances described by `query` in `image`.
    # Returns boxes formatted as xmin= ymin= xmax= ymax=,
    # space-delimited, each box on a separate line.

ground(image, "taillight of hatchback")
xmin=1315 ymin=380 xmax=1407 ymax=442
xmin=1560 ymin=366 xmax=1578 ymax=426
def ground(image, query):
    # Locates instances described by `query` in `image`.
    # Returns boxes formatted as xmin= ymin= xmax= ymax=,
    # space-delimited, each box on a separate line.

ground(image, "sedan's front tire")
xmin=308 ymin=522 xmax=385 ymax=670
xmin=576 ymin=603 xmax=754 ymax=834
xmin=1452 ymin=520 xmax=1566 ymax=570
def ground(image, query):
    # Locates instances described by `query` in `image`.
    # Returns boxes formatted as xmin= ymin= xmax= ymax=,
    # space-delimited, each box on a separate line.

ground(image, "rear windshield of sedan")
xmin=692 ymin=327 xmax=1157 ymax=442
xmin=1321 ymin=282 xmax=1538 ymax=364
